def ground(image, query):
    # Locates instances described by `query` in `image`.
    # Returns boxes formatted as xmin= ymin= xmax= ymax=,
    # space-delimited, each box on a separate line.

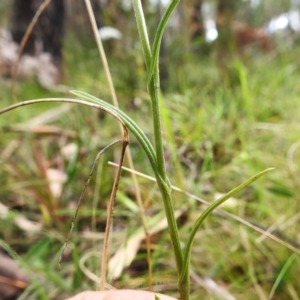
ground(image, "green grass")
xmin=1 ymin=23 xmax=300 ymax=300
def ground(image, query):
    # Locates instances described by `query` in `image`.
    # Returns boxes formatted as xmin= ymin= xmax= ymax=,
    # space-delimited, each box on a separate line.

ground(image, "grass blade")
xmin=58 ymin=140 xmax=123 ymax=271
xmin=269 ymin=254 xmax=297 ymax=299
xmin=179 ymin=168 xmax=274 ymax=285
xmin=132 ymin=0 xmax=152 ymax=70
xmin=70 ymin=90 xmax=159 ymax=178
xmin=147 ymin=0 xmax=179 ymax=86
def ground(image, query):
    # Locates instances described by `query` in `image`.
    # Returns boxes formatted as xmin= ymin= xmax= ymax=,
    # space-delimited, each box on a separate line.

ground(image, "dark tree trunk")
xmin=215 ymin=0 xmax=238 ymax=84
xmin=39 ymin=0 xmax=64 ymax=64
xmin=10 ymin=0 xmax=65 ymax=65
xmin=65 ymin=0 xmax=103 ymax=39
xmin=10 ymin=0 xmax=37 ymax=55
xmin=190 ymin=0 xmax=205 ymax=41
xmin=216 ymin=0 xmax=236 ymax=49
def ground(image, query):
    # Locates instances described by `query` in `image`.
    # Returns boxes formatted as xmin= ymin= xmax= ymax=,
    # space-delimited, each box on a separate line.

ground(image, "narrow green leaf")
xmin=148 ymin=0 xmax=179 ymax=85
xmin=132 ymin=0 xmax=152 ymax=70
xmin=25 ymin=238 xmax=52 ymax=263
xmin=179 ymin=168 xmax=274 ymax=284
xmin=269 ymin=253 xmax=296 ymax=299
xmin=70 ymin=90 xmax=160 ymax=178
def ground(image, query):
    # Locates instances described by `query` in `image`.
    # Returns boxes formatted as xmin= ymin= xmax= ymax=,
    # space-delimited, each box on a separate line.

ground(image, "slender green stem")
xmin=70 ymin=90 xmax=185 ymax=282
xmin=157 ymin=181 xmax=183 ymax=265
xmin=132 ymin=0 xmax=152 ymax=70
xmin=269 ymin=253 xmax=296 ymax=299
xmin=148 ymin=39 xmax=188 ymax=300
xmin=149 ymin=72 xmax=167 ymax=182
xmin=148 ymin=68 xmax=185 ymax=297
xmin=148 ymin=0 xmax=180 ymax=84
xmin=131 ymin=1 xmax=187 ymax=298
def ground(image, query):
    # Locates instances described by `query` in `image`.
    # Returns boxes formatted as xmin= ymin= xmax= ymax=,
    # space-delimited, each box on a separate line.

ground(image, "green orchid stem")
xmin=132 ymin=0 xmax=151 ymax=70
xmin=132 ymin=0 xmax=187 ymax=298
xmin=149 ymin=63 xmax=187 ymax=299
xmin=157 ymin=181 xmax=187 ymax=300
xmin=148 ymin=0 xmax=180 ymax=83
xmin=148 ymin=72 xmax=166 ymax=182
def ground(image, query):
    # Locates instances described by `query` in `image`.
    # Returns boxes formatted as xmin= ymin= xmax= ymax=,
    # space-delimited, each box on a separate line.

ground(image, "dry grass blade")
xmin=65 ymin=290 xmax=177 ymax=300
xmin=3 ymin=124 xmax=77 ymax=137
xmin=108 ymin=162 xmax=300 ymax=256
xmin=240 ymin=229 xmax=268 ymax=300
xmin=58 ymin=139 xmax=124 ymax=271
xmin=190 ymin=268 xmax=236 ymax=300
xmin=287 ymin=140 xmax=300 ymax=174
xmin=0 ymin=96 xmax=130 ymax=282
xmin=16 ymin=103 xmax=72 ymax=126
xmin=100 ymin=139 xmax=128 ymax=290
xmin=0 ymin=202 xmax=42 ymax=234
xmin=79 ymin=251 xmax=116 ymax=290
xmin=84 ymin=0 xmax=153 ymax=290
xmin=108 ymin=208 xmax=185 ymax=281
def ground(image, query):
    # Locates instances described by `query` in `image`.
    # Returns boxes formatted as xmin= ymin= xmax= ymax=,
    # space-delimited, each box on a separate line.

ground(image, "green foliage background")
xmin=1 ymin=1 xmax=300 ymax=299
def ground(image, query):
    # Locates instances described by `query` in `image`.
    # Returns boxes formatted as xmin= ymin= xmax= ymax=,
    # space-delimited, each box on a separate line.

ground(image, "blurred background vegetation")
xmin=1 ymin=0 xmax=300 ymax=299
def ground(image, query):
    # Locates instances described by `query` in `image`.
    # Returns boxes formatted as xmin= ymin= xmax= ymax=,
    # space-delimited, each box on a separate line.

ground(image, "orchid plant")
xmin=0 ymin=1 xmax=273 ymax=299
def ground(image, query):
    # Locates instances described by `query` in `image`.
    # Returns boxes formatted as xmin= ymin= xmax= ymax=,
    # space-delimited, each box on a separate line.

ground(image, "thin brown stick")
xmin=11 ymin=0 xmax=52 ymax=102
xmin=84 ymin=0 xmax=153 ymax=290
xmin=59 ymin=139 xmax=124 ymax=271
xmin=100 ymin=140 xmax=128 ymax=290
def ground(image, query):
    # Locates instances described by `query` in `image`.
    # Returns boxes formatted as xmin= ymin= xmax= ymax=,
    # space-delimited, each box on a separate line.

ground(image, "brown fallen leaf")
xmin=0 ymin=252 xmax=29 ymax=300
xmin=108 ymin=208 xmax=185 ymax=281
xmin=65 ymin=290 xmax=178 ymax=300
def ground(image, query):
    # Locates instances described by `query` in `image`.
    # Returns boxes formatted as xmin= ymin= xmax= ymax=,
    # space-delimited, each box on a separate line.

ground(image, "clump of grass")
xmin=4 ymin=1 xmax=300 ymax=300
xmin=0 ymin=1 xmax=276 ymax=300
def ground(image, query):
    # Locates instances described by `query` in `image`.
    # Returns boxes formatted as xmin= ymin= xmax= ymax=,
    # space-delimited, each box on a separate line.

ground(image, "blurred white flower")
xmin=98 ymin=26 xmax=122 ymax=41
